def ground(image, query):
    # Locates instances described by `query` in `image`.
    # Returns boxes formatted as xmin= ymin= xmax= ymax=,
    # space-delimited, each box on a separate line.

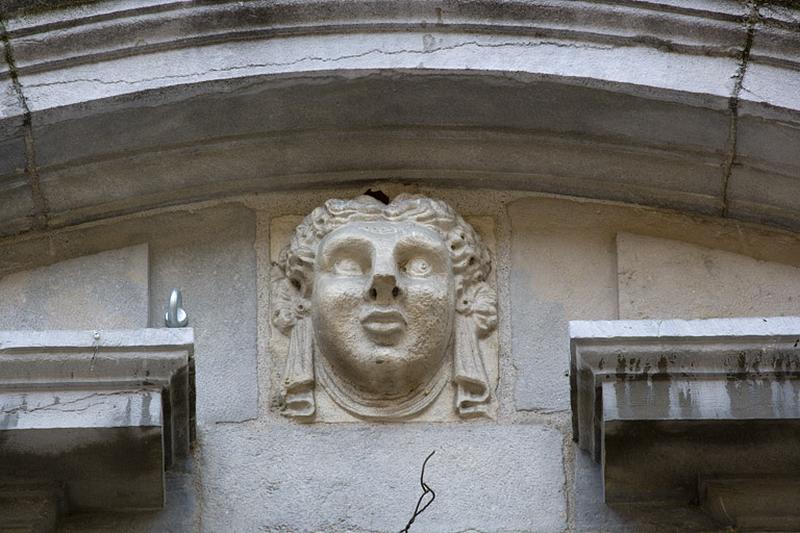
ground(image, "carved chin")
xmin=315 ymin=341 xmax=451 ymax=420
xmin=322 ymin=337 xmax=447 ymax=394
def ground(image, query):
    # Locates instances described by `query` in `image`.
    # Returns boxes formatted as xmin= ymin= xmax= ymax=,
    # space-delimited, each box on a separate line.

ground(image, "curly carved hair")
xmin=272 ymin=194 xmax=496 ymax=335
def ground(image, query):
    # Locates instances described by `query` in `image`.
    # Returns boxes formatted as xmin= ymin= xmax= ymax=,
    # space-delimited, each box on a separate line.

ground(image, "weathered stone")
xmin=0 ymin=483 xmax=63 ymax=533
xmin=0 ymin=39 xmax=32 ymax=237
xmin=509 ymin=200 xmax=618 ymax=412
xmin=55 ymin=462 xmax=199 ymax=533
xmin=11 ymin=0 xmax=800 ymax=236
xmin=510 ymin=198 xmax=800 ymax=412
xmin=0 ymin=243 xmax=149 ymax=330
xmin=0 ymin=328 xmax=195 ymax=522
xmin=148 ymin=205 xmax=257 ymax=424
xmin=571 ymin=316 xmax=800 ymax=527
xmin=572 ymin=447 xmax=719 ymax=532
xmin=200 ymin=423 xmax=566 ymax=532
xmin=729 ymin=11 xmax=800 ymax=232
xmin=617 ymin=232 xmax=800 ymax=319
xmin=700 ymin=476 xmax=800 ymax=531
xmin=271 ymin=195 xmax=497 ymax=421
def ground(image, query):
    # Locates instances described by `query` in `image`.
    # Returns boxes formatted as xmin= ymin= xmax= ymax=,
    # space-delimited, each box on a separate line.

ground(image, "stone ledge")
xmin=0 ymin=328 xmax=195 ymax=528
xmin=570 ymin=316 xmax=800 ymax=529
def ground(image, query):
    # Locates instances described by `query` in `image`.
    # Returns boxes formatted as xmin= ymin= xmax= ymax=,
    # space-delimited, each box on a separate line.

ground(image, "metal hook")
xmin=165 ymin=288 xmax=188 ymax=328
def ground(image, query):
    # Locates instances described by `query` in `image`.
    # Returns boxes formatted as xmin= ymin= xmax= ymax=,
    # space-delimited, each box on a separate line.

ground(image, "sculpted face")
xmin=311 ymin=221 xmax=455 ymax=398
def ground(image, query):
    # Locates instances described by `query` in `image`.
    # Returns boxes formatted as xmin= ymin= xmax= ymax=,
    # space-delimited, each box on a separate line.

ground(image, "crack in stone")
xmin=739 ymin=85 xmax=769 ymax=102
xmin=720 ymin=1 xmax=758 ymax=218
xmin=26 ymin=401 xmax=107 ymax=414
xmin=1 ymin=390 xmax=136 ymax=415
xmin=0 ymin=17 xmax=48 ymax=231
xmin=22 ymin=39 xmax=614 ymax=89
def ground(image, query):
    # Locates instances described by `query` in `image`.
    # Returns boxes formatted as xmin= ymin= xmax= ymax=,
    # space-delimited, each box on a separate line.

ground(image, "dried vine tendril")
xmin=399 ymin=450 xmax=436 ymax=533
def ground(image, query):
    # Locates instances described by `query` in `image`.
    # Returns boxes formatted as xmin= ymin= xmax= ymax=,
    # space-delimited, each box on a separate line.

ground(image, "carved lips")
xmin=359 ymin=307 xmax=407 ymax=343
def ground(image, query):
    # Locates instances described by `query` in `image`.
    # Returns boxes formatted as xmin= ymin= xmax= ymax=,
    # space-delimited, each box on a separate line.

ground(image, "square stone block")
xmin=0 ymin=243 xmax=149 ymax=330
xmin=200 ymin=423 xmax=566 ymax=532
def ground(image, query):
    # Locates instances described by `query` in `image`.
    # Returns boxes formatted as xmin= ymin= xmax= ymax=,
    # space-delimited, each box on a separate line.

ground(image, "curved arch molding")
xmin=0 ymin=0 xmax=798 ymax=236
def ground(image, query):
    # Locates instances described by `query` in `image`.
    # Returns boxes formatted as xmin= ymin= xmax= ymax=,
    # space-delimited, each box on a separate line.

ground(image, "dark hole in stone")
xmin=392 ymin=286 xmax=400 ymax=298
xmin=364 ymin=188 xmax=390 ymax=204
xmin=291 ymin=279 xmax=301 ymax=290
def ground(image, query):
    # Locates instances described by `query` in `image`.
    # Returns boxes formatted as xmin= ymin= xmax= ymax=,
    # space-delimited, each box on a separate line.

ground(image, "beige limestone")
xmin=267 ymin=198 xmax=499 ymax=423
xmin=0 ymin=243 xmax=148 ymax=331
xmin=510 ymin=197 xmax=800 ymax=412
xmin=617 ymin=232 xmax=800 ymax=319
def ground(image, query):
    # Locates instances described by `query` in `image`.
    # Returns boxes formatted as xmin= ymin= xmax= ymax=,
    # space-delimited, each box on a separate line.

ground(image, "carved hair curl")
xmin=272 ymin=194 xmax=496 ymax=334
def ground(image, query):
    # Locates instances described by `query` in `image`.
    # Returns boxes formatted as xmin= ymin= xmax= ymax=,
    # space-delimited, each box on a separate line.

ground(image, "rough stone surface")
xmin=199 ymin=422 xmax=566 ymax=532
xmin=571 ymin=316 xmax=800 ymax=529
xmin=4 ymin=0 xmax=799 ymax=236
xmin=509 ymin=201 xmax=618 ymax=412
xmin=617 ymin=233 xmax=800 ymax=319
xmin=0 ymin=327 xmax=194 ymax=519
xmin=56 ymin=461 xmax=198 ymax=533
xmin=0 ymin=203 xmax=259 ymax=424
xmin=572 ymin=448 xmax=720 ymax=532
xmin=268 ymin=206 xmax=499 ymax=422
xmin=509 ymin=197 xmax=800 ymax=412
xmin=0 ymin=244 xmax=148 ymax=330
xmin=0 ymin=35 xmax=31 ymax=237
xmin=148 ymin=205 xmax=258 ymax=424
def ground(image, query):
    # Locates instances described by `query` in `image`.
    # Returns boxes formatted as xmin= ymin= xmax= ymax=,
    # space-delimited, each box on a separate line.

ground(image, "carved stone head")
xmin=272 ymin=194 xmax=497 ymax=420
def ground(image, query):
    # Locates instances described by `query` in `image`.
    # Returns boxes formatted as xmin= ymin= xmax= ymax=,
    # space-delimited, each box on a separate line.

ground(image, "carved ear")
xmin=453 ymin=313 xmax=490 ymax=418
xmin=282 ymin=316 xmax=315 ymax=418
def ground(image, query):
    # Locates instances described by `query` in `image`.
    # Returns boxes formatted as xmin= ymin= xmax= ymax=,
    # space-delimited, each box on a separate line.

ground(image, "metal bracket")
xmin=165 ymin=289 xmax=188 ymax=328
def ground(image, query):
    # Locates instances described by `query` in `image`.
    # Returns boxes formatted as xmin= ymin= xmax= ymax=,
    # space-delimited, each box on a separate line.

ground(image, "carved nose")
xmin=367 ymin=273 xmax=401 ymax=303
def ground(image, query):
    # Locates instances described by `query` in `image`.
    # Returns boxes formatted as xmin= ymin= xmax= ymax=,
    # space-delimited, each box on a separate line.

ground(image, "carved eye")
xmin=333 ymin=257 xmax=363 ymax=276
xmin=403 ymin=257 xmax=432 ymax=277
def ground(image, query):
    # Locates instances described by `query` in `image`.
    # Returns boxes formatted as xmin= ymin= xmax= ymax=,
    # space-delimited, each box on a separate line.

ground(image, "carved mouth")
xmin=360 ymin=308 xmax=407 ymax=337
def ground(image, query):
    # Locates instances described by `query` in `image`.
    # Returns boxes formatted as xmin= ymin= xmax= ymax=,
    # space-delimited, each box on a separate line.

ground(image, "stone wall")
xmin=2 ymin=1 xmax=799 ymax=530
xmin=2 ymin=186 xmax=800 ymax=532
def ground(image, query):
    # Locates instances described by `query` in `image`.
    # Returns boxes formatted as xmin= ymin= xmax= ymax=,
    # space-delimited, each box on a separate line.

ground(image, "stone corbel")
xmin=0 ymin=328 xmax=195 ymax=530
xmin=570 ymin=317 xmax=800 ymax=530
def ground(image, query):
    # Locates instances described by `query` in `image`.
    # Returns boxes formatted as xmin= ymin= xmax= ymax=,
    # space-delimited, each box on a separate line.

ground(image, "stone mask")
xmin=272 ymin=194 xmax=497 ymax=420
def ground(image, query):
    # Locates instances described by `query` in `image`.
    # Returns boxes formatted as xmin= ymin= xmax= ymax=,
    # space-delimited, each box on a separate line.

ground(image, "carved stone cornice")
xmin=570 ymin=316 xmax=800 ymax=529
xmin=0 ymin=328 xmax=195 ymax=528
xmin=0 ymin=1 xmax=798 ymax=236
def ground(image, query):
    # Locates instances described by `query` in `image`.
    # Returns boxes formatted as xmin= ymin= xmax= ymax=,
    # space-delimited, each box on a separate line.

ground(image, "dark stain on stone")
xmin=773 ymin=355 xmax=785 ymax=380
xmin=656 ymin=355 xmax=668 ymax=376
xmin=125 ymin=397 xmax=132 ymax=425
xmin=737 ymin=351 xmax=747 ymax=373
xmin=141 ymin=393 xmax=152 ymax=427
xmin=616 ymin=355 xmax=627 ymax=379
xmin=598 ymin=358 xmax=605 ymax=370
xmin=363 ymin=188 xmax=390 ymax=204
xmin=0 ymin=410 xmax=18 ymax=430
xmin=678 ymin=385 xmax=693 ymax=417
